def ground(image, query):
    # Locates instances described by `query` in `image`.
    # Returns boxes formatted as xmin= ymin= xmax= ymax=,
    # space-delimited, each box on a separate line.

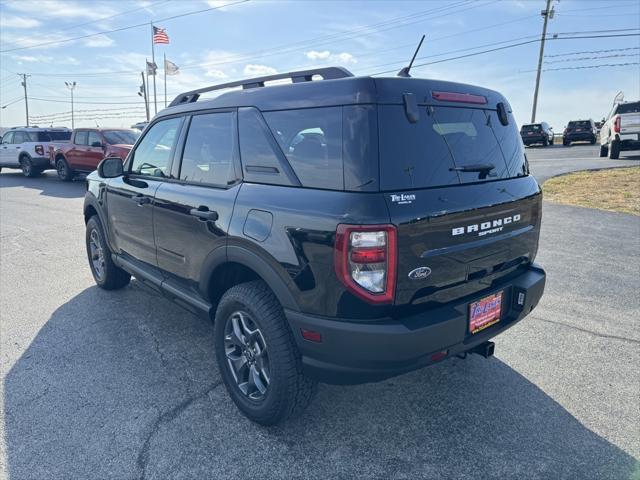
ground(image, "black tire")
xmin=563 ymin=139 xmax=570 ymax=147
xmin=214 ymin=280 xmax=317 ymax=425
xmin=20 ymin=156 xmax=41 ymax=178
xmin=542 ymin=138 xmax=548 ymax=147
xmin=599 ymin=144 xmax=608 ymax=157
xmin=590 ymin=137 xmax=596 ymax=145
xmin=85 ymin=216 xmax=131 ymax=290
xmin=608 ymin=140 xmax=620 ymax=159
xmin=56 ymin=157 xmax=74 ymax=181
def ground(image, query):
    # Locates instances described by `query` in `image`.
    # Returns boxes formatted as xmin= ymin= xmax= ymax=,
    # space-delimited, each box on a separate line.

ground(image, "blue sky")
xmin=1 ymin=0 xmax=639 ymax=129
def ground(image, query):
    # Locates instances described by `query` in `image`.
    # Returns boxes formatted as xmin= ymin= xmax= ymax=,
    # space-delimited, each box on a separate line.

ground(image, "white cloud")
xmin=204 ymin=69 xmax=228 ymax=79
xmin=0 ymin=15 xmax=42 ymax=29
xmin=12 ymin=55 xmax=42 ymax=63
xmin=6 ymin=0 xmax=119 ymax=20
xmin=306 ymin=50 xmax=331 ymax=60
xmin=83 ymin=34 xmax=115 ymax=48
xmin=305 ymin=50 xmax=357 ymax=64
xmin=243 ymin=64 xmax=277 ymax=76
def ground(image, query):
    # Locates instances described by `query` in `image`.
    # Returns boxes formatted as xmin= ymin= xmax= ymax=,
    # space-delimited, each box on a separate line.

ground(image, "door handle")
xmin=190 ymin=206 xmax=218 ymax=221
xmin=133 ymin=194 xmax=151 ymax=206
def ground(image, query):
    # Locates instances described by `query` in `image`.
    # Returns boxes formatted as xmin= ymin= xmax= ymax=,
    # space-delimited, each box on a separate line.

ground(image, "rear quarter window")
xmin=615 ymin=102 xmax=640 ymax=114
xmin=264 ymin=107 xmax=344 ymax=190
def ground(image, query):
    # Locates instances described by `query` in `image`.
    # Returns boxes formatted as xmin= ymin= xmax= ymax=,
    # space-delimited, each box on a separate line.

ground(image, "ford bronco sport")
xmin=84 ymin=67 xmax=546 ymax=425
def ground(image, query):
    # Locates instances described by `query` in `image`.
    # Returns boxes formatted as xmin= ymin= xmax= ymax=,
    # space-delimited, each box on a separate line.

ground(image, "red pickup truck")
xmin=51 ymin=128 xmax=139 ymax=181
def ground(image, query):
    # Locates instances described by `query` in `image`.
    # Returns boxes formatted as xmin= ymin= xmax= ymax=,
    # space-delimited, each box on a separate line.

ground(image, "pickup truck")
xmin=599 ymin=100 xmax=640 ymax=159
xmin=51 ymin=128 xmax=139 ymax=181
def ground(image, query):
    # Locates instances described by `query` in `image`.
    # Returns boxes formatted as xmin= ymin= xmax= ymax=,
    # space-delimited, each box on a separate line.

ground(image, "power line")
xmin=0 ymin=0 xmax=250 ymax=53
xmin=521 ymin=62 xmax=640 ymax=73
xmin=546 ymin=47 xmax=640 ymax=58
xmin=28 ymin=97 xmax=146 ymax=105
xmin=545 ymin=53 xmax=640 ymax=64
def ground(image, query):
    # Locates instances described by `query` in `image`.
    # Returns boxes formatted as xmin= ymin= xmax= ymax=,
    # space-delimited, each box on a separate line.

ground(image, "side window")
xmin=263 ymin=107 xmax=344 ymax=190
xmin=2 ymin=132 xmax=14 ymax=144
xmin=238 ymin=107 xmax=294 ymax=187
xmin=75 ymin=131 xmax=88 ymax=145
xmin=88 ymin=131 xmax=102 ymax=147
xmin=130 ymin=117 xmax=182 ymax=177
xmin=13 ymin=132 xmax=27 ymax=144
xmin=179 ymin=112 xmax=235 ymax=186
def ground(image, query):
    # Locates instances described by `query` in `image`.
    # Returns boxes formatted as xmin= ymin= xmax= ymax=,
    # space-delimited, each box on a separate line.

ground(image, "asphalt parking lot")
xmin=1 ymin=144 xmax=639 ymax=480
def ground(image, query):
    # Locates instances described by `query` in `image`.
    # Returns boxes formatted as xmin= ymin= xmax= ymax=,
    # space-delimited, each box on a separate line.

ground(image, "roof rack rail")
xmin=169 ymin=66 xmax=354 ymax=107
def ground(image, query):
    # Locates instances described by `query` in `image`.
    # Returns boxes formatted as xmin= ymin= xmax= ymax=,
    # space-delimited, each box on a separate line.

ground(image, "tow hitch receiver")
xmin=471 ymin=341 xmax=495 ymax=358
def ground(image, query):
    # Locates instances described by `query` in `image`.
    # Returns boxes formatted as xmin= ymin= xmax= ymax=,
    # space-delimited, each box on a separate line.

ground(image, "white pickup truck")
xmin=599 ymin=100 xmax=640 ymax=159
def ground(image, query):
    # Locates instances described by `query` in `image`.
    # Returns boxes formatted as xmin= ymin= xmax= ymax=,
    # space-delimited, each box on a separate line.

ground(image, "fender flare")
xmin=199 ymin=244 xmax=300 ymax=312
xmin=83 ymin=194 xmax=117 ymax=252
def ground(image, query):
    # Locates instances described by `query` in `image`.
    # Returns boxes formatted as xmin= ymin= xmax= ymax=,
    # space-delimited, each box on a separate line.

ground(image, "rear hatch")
xmin=376 ymin=87 xmax=541 ymax=308
xmin=520 ymin=124 xmax=543 ymax=138
xmin=566 ymin=120 xmax=591 ymax=134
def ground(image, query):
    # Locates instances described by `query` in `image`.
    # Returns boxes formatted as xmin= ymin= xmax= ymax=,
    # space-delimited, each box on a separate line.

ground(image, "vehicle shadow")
xmin=0 ymin=169 xmax=86 ymax=199
xmin=4 ymin=284 xmax=637 ymax=479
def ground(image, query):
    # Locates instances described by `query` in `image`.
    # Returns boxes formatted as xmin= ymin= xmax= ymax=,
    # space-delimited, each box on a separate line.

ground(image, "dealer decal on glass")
xmin=469 ymin=291 xmax=503 ymax=334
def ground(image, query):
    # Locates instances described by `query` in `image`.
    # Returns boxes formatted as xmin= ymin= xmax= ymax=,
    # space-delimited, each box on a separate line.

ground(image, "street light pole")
xmin=65 ymin=81 xmax=77 ymax=129
xmin=531 ymin=0 xmax=554 ymax=123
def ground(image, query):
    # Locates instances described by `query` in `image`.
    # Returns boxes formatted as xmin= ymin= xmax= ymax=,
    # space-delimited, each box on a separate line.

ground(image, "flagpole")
xmin=145 ymin=59 xmax=150 ymax=121
xmin=150 ymin=22 xmax=157 ymax=115
xmin=164 ymin=52 xmax=167 ymax=108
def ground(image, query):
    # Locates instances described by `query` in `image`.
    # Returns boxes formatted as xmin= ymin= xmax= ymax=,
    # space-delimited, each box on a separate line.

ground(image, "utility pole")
xmin=531 ymin=0 xmax=554 ymax=123
xmin=19 ymin=74 xmax=30 ymax=126
xmin=65 ymin=81 xmax=77 ymax=129
xmin=150 ymin=22 xmax=157 ymax=115
xmin=139 ymin=71 xmax=150 ymax=122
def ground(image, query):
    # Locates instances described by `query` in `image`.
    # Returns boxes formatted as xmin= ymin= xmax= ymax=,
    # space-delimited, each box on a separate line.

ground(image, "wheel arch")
xmin=201 ymin=245 xmax=299 ymax=312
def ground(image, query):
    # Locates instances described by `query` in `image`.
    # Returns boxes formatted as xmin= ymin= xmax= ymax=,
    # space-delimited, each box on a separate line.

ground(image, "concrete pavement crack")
xmin=136 ymin=381 xmax=223 ymax=480
xmin=531 ymin=315 xmax=640 ymax=345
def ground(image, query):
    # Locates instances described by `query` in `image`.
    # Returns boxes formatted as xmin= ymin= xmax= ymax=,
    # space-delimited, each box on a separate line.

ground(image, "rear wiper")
xmin=450 ymin=163 xmax=496 ymax=179
xmin=450 ymin=163 xmax=495 ymax=173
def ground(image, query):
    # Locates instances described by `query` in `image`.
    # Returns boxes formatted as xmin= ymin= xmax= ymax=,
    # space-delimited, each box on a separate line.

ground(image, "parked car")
xmin=83 ymin=67 xmax=546 ymax=424
xmin=520 ymin=122 xmax=554 ymax=147
xmin=563 ymin=119 xmax=597 ymax=146
xmin=0 ymin=126 xmax=71 ymax=176
xmin=599 ymin=100 xmax=640 ymax=159
xmin=51 ymin=128 xmax=139 ymax=181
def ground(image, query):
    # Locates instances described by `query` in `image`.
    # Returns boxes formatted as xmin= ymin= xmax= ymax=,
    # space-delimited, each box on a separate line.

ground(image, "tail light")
xmin=432 ymin=91 xmax=487 ymax=105
xmin=35 ymin=145 xmax=44 ymax=156
xmin=613 ymin=115 xmax=621 ymax=133
xmin=334 ymin=224 xmax=397 ymax=304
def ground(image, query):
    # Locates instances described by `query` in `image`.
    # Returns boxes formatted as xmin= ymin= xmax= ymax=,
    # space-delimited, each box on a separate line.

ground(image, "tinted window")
xmin=130 ymin=117 xmax=182 ymax=177
xmin=379 ymin=105 xmax=526 ymax=190
xmin=88 ymin=131 xmax=102 ymax=147
xmin=36 ymin=131 xmax=71 ymax=142
xmin=568 ymin=121 xmax=591 ymax=129
xmin=616 ymin=102 xmax=640 ymax=114
xmin=75 ymin=131 xmax=88 ymax=145
xmin=102 ymin=130 xmax=139 ymax=145
xmin=264 ymin=107 xmax=343 ymax=190
xmin=239 ymin=107 xmax=294 ymax=187
xmin=2 ymin=132 xmax=14 ymax=144
xmin=521 ymin=124 xmax=541 ymax=133
xmin=180 ymin=112 xmax=234 ymax=185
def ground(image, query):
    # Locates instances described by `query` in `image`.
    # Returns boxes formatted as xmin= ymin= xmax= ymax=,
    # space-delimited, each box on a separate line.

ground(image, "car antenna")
xmin=397 ymin=35 xmax=425 ymax=78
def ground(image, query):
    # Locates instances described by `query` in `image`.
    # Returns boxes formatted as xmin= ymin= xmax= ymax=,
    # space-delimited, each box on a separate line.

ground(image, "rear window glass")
xmin=616 ymin=102 xmax=640 ymax=114
xmin=567 ymin=121 xmax=590 ymax=128
xmin=264 ymin=107 xmax=343 ymax=190
xmin=103 ymin=130 xmax=139 ymax=145
xmin=37 ymin=131 xmax=71 ymax=142
xmin=520 ymin=124 xmax=541 ymax=132
xmin=75 ymin=131 xmax=88 ymax=145
xmin=379 ymin=105 xmax=527 ymax=190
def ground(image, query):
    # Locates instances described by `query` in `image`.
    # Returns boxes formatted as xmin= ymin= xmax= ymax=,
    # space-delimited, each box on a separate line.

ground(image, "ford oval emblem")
xmin=408 ymin=266 xmax=431 ymax=280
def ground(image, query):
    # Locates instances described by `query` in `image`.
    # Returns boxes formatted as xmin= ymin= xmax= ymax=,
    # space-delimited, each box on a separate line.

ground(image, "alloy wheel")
xmin=224 ymin=310 xmax=270 ymax=400
xmin=89 ymin=229 xmax=105 ymax=280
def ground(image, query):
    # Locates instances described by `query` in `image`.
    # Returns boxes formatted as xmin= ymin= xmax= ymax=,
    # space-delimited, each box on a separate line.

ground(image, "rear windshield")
xmin=568 ymin=121 xmax=590 ymax=128
xmin=616 ymin=102 xmax=640 ymax=114
xmin=103 ymin=130 xmax=139 ymax=145
xmin=379 ymin=105 xmax=527 ymax=190
xmin=27 ymin=131 xmax=71 ymax=142
xmin=520 ymin=124 xmax=541 ymax=133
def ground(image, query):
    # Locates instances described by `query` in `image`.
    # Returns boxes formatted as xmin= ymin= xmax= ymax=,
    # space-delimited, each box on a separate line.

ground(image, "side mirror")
xmin=98 ymin=157 xmax=123 ymax=178
xmin=91 ymin=141 xmax=103 ymax=148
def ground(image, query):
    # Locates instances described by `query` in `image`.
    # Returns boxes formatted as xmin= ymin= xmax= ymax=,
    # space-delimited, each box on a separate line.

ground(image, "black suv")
xmin=563 ymin=119 xmax=597 ymax=146
xmin=520 ymin=122 xmax=554 ymax=147
xmin=84 ymin=67 xmax=545 ymax=424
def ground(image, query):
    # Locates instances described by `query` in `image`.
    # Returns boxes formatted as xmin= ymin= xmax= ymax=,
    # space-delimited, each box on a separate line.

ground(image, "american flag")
xmin=153 ymin=26 xmax=169 ymax=45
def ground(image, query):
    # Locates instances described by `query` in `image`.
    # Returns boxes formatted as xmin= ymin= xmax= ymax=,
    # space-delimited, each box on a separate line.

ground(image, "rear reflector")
xmin=430 ymin=350 xmax=448 ymax=362
xmin=301 ymin=329 xmax=322 ymax=343
xmin=432 ymin=91 xmax=487 ymax=105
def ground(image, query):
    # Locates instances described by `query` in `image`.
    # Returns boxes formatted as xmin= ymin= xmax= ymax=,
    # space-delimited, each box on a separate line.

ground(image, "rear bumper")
xmin=522 ymin=136 xmax=546 ymax=145
xmin=30 ymin=156 xmax=52 ymax=168
xmin=564 ymin=133 xmax=595 ymax=142
xmin=286 ymin=264 xmax=545 ymax=384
